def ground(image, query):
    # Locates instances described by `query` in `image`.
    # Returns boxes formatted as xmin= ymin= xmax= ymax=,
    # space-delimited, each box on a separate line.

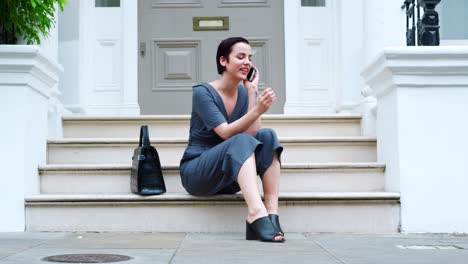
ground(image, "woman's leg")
xmin=261 ymin=152 xmax=281 ymax=214
xmin=250 ymin=128 xmax=282 ymax=214
xmin=238 ymin=153 xmax=283 ymax=241
xmin=237 ymin=153 xmax=268 ymax=223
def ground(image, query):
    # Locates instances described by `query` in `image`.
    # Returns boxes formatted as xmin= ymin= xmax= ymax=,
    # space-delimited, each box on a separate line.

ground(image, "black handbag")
xmin=131 ymin=125 xmax=166 ymax=195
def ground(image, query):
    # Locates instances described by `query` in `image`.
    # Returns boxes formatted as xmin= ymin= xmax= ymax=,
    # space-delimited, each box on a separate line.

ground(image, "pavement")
xmin=0 ymin=232 xmax=468 ymax=264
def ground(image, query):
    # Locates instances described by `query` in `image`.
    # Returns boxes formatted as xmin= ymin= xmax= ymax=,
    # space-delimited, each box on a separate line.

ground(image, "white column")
xmin=335 ymin=0 xmax=364 ymax=113
xmin=358 ymin=0 xmax=406 ymax=135
xmin=39 ymin=12 xmax=59 ymax=62
xmin=41 ymin=7 xmax=70 ymax=139
xmin=58 ymin=0 xmax=84 ymax=114
xmin=363 ymin=0 xmax=406 ymax=64
xmin=362 ymin=46 xmax=468 ymax=233
xmin=121 ymin=0 xmax=140 ymax=115
xmin=0 ymin=46 xmax=62 ymax=231
xmin=283 ymin=0 xmax=301 ymax=114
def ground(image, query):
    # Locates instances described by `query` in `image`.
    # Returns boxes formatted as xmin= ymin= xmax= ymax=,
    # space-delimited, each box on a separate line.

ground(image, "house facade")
xmin=1 ymin=0 xmax=468 ymax=233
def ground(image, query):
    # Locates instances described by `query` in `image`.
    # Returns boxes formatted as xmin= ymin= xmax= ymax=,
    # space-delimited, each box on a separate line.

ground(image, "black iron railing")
xmin=402 ymin=0 xmax=441 ymax=46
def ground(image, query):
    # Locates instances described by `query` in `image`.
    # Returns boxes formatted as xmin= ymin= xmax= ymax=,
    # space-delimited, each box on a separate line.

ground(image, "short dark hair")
xmin=216 ymin=37 xmax=250 ymax=74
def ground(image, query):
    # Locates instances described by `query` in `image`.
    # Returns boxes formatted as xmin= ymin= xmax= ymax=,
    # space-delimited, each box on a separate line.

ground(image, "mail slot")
xmin=193 ymin=16 xmax=229 ymax=31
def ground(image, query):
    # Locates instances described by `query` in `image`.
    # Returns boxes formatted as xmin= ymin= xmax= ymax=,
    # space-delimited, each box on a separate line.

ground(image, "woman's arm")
xmin=213 ymin=88 xmax=276 ymax=140
xmin=245 ymin=88 xmax=261 ymax=134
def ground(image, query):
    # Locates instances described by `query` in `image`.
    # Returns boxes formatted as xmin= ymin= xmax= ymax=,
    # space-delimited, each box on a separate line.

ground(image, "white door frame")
xmin=78 ymin=0 xmax=139 ymax=115
xmin=284 ymin=0 xmax=341 ymax=114
xmin=121 ymin=0 xmax=139 ymax=115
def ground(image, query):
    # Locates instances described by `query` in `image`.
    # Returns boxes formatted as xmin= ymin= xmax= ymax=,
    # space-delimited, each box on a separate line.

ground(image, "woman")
xmin=179 ymin=37 xmax=284 ymax=243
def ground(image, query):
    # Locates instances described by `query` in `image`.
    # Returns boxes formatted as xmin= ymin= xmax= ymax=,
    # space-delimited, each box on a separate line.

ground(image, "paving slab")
xmin=185 ymin=232 xmax=307 ymax=240
xmin=37 ymin=232 xmax=184 ymax=249
xmin=0 ymin=232 xmax=65 ymax=240
xmin=0 ymin=232 xmax=67 ymax=259
xmin=307 ymin=234 xmax=468 ymax=264
xmin=172 ymin=232 xmax=340 ymax=264
xmin=431 ymin=234 xmax=468 ymax=248
xmin=177 ymin=239 xmax=324 ymax=256
xmin=0 ymin=248 xmax=174 ymax=264
xmin=171 ymin=255 xmax=341 ymax=264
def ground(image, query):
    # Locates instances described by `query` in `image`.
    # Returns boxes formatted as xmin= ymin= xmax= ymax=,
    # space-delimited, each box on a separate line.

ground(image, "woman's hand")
xmin=255 ymin=87 xmax=277 ymax=114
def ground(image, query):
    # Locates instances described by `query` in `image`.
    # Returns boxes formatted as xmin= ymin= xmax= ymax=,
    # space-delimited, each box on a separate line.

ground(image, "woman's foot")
xmin=246 ymin=215 xmax=284 ymax=242
xmin=246 ymin=206 xmax=268 ymax=224
xmin=269 ymin=214 xmax=285 ymax=237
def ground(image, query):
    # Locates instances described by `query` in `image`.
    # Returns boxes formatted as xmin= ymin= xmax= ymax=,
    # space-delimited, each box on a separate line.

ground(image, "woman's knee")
xmin=231 ymin=132 xmax=255 ymax=141
xmin=229 ymin=132 xmax=258 ymax=147
xmin=255 ymin=128 xmax=278 ymax=142
xmin=256 ymin=128 xmax=278 ymax=140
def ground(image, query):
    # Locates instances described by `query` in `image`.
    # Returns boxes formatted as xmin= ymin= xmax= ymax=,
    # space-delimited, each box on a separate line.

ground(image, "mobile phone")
xmin=246 ymin=67 xmax=257 ymax=82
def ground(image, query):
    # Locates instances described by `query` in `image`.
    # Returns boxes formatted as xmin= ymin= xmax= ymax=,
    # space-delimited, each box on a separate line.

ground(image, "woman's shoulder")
xmin=193 ymin=82 xmax=209 ymax=90
xmin=194 ymin=82 xmax=219 ymax=92
xmin=192 ymin=83 xmax=211 ymax=94
xmin=192 ymin=83 xmax=218 ymax=101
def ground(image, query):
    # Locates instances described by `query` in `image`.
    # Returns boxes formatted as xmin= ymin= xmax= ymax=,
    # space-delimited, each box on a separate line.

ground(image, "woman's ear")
xmin=220 ymin=56 xmax=227 ymax=67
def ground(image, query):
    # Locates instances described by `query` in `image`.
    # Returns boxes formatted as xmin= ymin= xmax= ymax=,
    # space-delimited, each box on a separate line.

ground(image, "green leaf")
xmin=3 ymin=0 xmax=68 ymax=44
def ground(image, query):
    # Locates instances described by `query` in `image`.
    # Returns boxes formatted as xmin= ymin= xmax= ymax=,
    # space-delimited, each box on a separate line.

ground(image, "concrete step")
xmin=62 ymin=115 xmax=362 ymax=139
xmin=25 ymin=192 xmax=400 ymax=233
xmin=47 ymin=137 xmax=377 ymax=164
xmin=39 ymin=163 xmax=385 ymax=194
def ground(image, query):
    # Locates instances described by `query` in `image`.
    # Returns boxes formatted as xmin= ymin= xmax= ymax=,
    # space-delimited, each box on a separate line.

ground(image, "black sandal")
xmin=269 ymin=214 xmax=284 ymax=237
xmin=246 ymin=215 xmax=284 ymax=243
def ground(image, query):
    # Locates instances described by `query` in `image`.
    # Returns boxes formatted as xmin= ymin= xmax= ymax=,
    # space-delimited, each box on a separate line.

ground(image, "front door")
xmin=138 ymin=0 xmax=285 ymax=114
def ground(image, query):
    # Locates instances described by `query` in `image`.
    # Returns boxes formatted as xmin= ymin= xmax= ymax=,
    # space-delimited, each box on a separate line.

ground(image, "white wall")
xmin=399 ymin=87 xmax=468 ymax=232
xmin=0 ymin=87 xmax=30 ymax=231
xmin=376 ymin=88 xmax=400 ymax=192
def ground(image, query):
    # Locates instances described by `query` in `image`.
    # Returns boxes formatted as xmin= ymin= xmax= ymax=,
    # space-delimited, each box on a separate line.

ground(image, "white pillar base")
xmin=362 ymin=46 xmax=468 ymax=233
xmin=0 ymin=46 xmax=62 ymax=231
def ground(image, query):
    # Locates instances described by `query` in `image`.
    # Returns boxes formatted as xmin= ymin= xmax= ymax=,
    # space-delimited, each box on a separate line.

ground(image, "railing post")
xmin=402 ymin=0 xmax=416 ymax=46
xmin=418 ymin=0 xmax=441 ymax=46
xmin=402 ymin=0 xmax=441 ymax=46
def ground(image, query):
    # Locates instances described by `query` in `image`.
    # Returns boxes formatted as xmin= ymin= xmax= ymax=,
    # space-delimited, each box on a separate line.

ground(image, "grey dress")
xmin=179 ymin=82 xmax=283 ymax=196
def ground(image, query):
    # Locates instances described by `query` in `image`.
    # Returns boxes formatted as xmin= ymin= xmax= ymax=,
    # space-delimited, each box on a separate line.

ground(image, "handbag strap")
xmin=139 ymin=125 xmax=151 ymax=147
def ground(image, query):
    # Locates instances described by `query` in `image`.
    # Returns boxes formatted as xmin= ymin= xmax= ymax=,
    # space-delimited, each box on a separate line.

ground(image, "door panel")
xmin=152 ymin=40 xmax=201 ymax=92
xmin=139 ymin=0 xmax=285 ymax=114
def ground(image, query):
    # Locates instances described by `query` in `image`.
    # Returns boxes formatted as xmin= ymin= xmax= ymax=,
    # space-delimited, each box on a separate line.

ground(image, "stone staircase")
xmin=25 ymin=115 xmax=400 ymax=233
